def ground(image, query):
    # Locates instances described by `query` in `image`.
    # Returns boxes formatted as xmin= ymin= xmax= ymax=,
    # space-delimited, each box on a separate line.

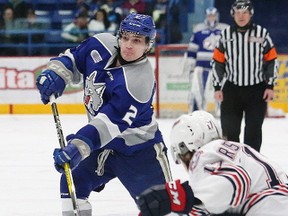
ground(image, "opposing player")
xmin=187 ymin=7 xmax=228 ymax=114
xmin=137 ymin=111 xmax=288 ymax=216
xmin=36 ymin=13 xmax=172 ymax=215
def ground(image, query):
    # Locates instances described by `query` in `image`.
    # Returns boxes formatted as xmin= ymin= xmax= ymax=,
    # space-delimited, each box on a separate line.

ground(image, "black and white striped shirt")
xmin=212 ymin=24 xmax=278 ymax=90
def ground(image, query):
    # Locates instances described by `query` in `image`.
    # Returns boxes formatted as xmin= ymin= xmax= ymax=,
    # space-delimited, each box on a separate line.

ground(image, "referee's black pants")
xmin=220 ymin=81 xmax=267 ymax=151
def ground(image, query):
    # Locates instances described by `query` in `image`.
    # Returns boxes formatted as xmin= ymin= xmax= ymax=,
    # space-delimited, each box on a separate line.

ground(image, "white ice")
xmin=0 ymin=114 xmax=287 ymax=216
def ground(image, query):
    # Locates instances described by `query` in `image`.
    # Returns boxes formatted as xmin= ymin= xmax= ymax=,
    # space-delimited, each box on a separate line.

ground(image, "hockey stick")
xmin=50 ymin=95 xmax=80 ymax=216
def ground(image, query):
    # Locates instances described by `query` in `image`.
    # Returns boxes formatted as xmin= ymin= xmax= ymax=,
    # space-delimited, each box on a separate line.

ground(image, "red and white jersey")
xmin=188 ymin=139 xmax=288 ymax=215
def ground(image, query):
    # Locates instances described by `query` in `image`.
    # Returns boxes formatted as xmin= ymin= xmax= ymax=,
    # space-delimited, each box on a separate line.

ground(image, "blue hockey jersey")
xmin=187 ymin=22 xmax=228 ymax=69
xmin=47 ymin=33 xmax=163 ymax=155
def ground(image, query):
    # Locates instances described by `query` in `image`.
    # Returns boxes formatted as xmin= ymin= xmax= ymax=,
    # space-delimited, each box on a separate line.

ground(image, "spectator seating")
xmin=51 ymin=10 xmax=74 ymax=29
xmin=44 ymin=30 xmax=63 ymax=43
xmin=34 ymin=0 xmax=59 ymax=11
xmin=0 ymin=0 xmax=8 ymax=13
xmin=0 ymin=0 xmax=173 ymax=56
xmin=59 ymin=0 xmax=77 ymax=11
xmin=34 ymin=9 xmax=51 ymax=19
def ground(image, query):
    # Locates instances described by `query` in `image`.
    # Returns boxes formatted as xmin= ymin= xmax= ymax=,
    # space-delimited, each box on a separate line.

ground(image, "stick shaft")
xmin=51 ymin=98 xmax=80 ymax=216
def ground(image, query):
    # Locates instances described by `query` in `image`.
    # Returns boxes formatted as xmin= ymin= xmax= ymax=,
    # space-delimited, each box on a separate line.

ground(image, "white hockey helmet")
xmin=205 ymin=7 xmax=219 ymax=28
xmin=170 ymin=111 xmax=222 ymax=164
xmin=206 ymin=7 xmax=218 ymax=16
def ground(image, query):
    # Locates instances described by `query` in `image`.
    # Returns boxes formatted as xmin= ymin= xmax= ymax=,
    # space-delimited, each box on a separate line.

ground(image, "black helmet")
xmin=230 ymin=0 xmax=254 ymax=16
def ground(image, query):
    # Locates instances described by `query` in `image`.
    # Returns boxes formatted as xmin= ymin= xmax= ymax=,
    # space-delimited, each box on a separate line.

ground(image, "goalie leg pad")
xmin=62 ymin=198 xmax=92 ymax=216
xmin=190 ymin=66 xmax=204 ymax=111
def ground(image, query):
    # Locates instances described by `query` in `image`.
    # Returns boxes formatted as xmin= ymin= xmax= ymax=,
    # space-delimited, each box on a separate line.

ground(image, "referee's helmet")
xmin=230 ymin=0 xmax=254 ymax=16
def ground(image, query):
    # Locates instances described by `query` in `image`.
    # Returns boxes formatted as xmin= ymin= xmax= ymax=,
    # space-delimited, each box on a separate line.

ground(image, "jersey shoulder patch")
xmin=123 ymin=59 xmax=154 ymax=103
xmin=94 ymin=33 xmax=118 ymax=54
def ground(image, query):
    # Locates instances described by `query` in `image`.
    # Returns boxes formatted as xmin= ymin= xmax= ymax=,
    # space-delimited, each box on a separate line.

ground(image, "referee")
xmin=211 ymin=0 xmax=279 ymax=152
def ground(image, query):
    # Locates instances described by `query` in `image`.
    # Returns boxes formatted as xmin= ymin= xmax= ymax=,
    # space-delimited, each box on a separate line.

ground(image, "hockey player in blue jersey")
xmin=36 ymin=13 xmax=172 ymax=216
xmin=187 ymin=7 xmax=228 ymax=114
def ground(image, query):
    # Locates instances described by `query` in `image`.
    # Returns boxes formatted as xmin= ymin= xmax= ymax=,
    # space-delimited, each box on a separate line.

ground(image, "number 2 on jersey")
xmin=123 ymin=105 xmax=137 ymax=125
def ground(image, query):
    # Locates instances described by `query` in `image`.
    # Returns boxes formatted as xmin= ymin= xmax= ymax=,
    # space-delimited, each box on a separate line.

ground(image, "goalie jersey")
xmin=187 ymin=22 xmax=228 ymax=70
xmin=188 ymin=139 xmax=288 ymax=215
xmin=47 ymin=33 xmax=163 ymax=155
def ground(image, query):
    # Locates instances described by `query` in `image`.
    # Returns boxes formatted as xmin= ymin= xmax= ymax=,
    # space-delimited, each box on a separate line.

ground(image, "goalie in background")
xmin=137 ymin=111 xmax=288 ymax=216
xmin=186 ymin=7 xmax=228 ymax=115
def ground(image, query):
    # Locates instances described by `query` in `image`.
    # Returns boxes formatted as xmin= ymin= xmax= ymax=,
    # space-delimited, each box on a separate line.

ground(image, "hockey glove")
xmin=53 ymin=134 xmax=92 ymax=173
xmin=36 ymin=69 xmax=66 ymax=104
xmin=137 ymin=180 xmax=195 ymax=216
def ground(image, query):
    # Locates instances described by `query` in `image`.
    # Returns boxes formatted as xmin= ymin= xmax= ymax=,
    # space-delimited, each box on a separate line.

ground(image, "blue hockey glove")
xmin=53 ymin=134 xmax=92 ymax=173
xmin=53 ymin=144 xmax=81 ymax=173
xmin=137 ymin=180 xmax=195 ymax=216
xmin=36 ymin=69 xmax=65 ymax=104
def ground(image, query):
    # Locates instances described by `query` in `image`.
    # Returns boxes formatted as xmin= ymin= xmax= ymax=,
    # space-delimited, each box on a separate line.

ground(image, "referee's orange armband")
xmin=213 ymin=48 xmax=225 ymax=63
xmin=264 ymin=47 xmax=277 ymax=62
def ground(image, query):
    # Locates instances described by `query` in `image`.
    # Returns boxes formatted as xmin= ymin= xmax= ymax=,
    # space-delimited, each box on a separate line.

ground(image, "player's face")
xmin=207 ymin=14 xmax=217 ymax=23
xmin=119 ymin=32 xmax=149 ymax=62
xmin=233 ymin=9 xmax=252 ymax=27
xmin=179 ymin=152 xmax=193 ymax=170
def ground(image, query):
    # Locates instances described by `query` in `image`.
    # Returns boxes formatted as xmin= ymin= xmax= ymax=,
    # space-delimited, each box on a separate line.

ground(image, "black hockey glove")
xmin=137 ymin=180 xmax=195 ymax=216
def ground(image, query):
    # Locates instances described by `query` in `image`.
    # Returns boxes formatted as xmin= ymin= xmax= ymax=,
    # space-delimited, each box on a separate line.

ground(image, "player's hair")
xmin=170 ymin=111 xmax=222 ymax=164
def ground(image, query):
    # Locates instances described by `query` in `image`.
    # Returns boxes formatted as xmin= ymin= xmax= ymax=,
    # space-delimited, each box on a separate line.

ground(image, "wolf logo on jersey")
xmin=84 ymin=71 xmax=106 ymax=115
xmin=203 ymin=33 xmax=221 ymax=51
xmin=36 ymin=13 xmax=172 ymax=216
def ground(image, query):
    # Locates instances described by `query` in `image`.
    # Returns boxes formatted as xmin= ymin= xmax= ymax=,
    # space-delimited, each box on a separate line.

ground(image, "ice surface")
xmin=0 ymin=114 xmax=287 ymax=216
